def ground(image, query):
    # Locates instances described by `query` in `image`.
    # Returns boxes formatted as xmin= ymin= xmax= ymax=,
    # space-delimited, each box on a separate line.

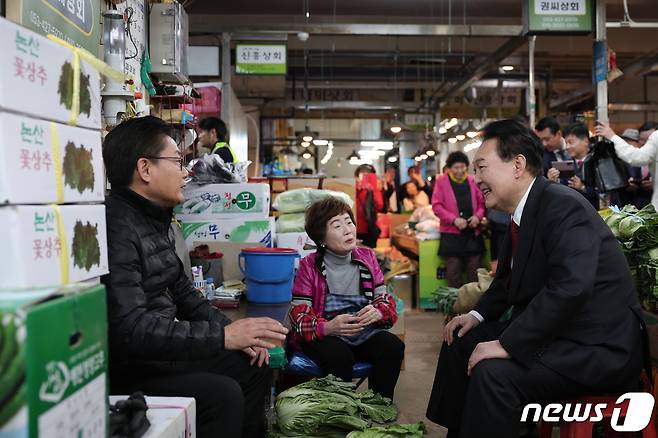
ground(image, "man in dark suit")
xmin=426 ymin=119 xmax=645 ymax=438
xmin=535 ymin=116 xmax=569 ymax=184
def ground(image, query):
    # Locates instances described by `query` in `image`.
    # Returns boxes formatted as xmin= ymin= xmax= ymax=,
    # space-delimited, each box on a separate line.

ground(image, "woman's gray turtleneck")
xmin=323 ymin=248 xmax=360 ymax=295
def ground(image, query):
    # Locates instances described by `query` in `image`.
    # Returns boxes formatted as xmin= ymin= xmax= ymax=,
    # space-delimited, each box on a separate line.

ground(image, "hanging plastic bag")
xmin=583 ymin=138 xmax=629 ymax=193
xmin=187 ymin=154 xmax=251 ymax=184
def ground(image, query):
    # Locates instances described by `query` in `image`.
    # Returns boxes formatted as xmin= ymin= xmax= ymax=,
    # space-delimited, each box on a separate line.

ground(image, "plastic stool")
xmin=285 ymin=350 xmax=373 ymax=387
xmin=538 ymin=395 xmax=657 ymax=438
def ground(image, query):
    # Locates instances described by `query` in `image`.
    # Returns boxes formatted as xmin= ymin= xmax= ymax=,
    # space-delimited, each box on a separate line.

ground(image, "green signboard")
xmin=236 ymin=43 xmax=287 ymax=75
xmin=17 ymin=0 xmax=100 ymax=54
xmin=524 ymin=0 xmax=593 ymax=35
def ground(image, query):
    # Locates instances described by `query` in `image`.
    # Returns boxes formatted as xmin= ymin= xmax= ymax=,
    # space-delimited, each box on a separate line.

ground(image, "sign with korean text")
xmin=17 ymin=0 xmax=100 ymax=54
xmin=235 ymin=44 xmax=287 ymax=75
xmin=593 ymin=41 xmax=607 ymax=84
xmin=524 ymin=0 xmax=593 ymax=35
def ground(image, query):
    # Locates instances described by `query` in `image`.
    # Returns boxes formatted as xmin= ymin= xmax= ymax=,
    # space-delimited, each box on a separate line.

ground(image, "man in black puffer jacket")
xmin=102 ymin=116 xmax=288 ymax=438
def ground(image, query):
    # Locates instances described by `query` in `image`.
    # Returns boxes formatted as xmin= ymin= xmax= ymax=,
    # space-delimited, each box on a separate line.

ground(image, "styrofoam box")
xmin=0 ymin=17 xmax=101 ymax=129
xmin=108 ymin=396 xmax=196 ymax=438
xmin=0 ymin=112 xmax=104 ymax=204
xmin=275 ymin=232 xmax=317 ymax=259
xmin=0 ymin=204 xmax=108 ymax=289
xmin=175 ymin=183 xmax=270 ymax=220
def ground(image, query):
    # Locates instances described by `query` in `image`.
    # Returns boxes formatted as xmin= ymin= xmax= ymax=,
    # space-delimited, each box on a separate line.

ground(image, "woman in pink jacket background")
xmin=432 ymin=151 xmax=486 ymax=288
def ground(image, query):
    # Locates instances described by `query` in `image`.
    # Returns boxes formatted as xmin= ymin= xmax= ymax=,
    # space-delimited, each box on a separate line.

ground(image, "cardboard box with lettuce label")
xmin=0 ymin=284 xmax=108 ymax=437
xmin=0 ymin=17 xmax=101 ymax=130
xmin=0 ymin=205 xmax=108 ymax=289
xmin=0 ymin=112 xmax=104 ymax=204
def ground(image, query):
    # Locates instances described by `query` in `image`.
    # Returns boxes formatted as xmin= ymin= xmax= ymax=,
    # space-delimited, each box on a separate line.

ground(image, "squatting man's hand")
xmin=444 ymin=313 xmax=481 ymax=346
xmin=224 ymin=317 xmax=288 ymax=351
xmin=467 ymin=340 xmax=511 ymax=376
xmin=242 ymin=346 xmax=270 ymax=367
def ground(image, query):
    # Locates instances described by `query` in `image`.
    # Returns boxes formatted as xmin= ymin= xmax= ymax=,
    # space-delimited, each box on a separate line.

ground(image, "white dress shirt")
xmin=610 ymin=130 xmax=658 ymax=210
xmin=468 ymin=178 xmax=537 ymax=323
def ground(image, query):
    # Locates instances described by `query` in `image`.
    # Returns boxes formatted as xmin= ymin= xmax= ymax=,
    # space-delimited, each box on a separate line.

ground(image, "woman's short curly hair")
xmin=305 ymin=197 xmax=355 ymax=246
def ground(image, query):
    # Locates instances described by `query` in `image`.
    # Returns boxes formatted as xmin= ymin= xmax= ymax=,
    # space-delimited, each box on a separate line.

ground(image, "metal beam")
xmin=189 ymin=18 xmax=523 ymax=37
xmin=608 ymin=103 xmax=658 ymax=112
xmin=263 ymin=100 xmax=422 ymax=111
xmin=431 ymin=35 xmax=527 ymax=108
xmin=549 ymin=53 xmax=658 ymax=111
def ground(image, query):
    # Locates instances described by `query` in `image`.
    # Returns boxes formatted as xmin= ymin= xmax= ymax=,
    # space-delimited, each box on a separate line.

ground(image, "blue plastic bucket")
xmin=239 ymin=248 xmax=300 ymax=304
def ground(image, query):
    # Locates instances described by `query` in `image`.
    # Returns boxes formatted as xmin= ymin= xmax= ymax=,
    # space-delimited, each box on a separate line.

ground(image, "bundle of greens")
xmin=72 ymin=220 xmax=101 ymax=271
xmin=62 ymin=141 xmax=95 ymax=193
xmin=57 ymin=61 xmax=92 ymax=116
xmin=431 ymin=286 xmax=459 ymax=315
xmin=346 ymin=422 xmax=426 ymax=438
xmin=0 ymin=312 xmax=25 ymax=428
xmin=273 ymin=375 xmax=398 ymax=437
xmin=603 ymin=205 xmax=658 ymax=309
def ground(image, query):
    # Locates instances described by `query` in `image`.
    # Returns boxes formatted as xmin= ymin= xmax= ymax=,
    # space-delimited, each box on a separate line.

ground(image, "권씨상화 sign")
xmin=524 ymin=0 xmax=593 ymax=35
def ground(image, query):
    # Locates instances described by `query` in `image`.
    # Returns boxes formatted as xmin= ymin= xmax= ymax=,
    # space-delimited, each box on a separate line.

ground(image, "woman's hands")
xmin=324 ymin=305 xmax=384 ymax=336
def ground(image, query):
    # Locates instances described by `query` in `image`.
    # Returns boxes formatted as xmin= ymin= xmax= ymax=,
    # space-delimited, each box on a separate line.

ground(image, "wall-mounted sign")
xmin=593 ymin=41 xmax=607 ymax=84
xmin=523 ymin=0 xmax=593 ymax=35
xmin=12 ymin=0 xmax=100 ymax=54
xmin=235 ymin=44 xmax=287 ymax=75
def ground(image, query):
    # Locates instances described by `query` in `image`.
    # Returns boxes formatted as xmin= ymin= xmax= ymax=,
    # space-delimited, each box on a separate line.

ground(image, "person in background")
xmin=562 ymin=122 xmax=598 ymax=209
xmin=197 ymin=117 xmax=238 ymax=164
xmin=432 ymin=151 xmax=486 ymax=288
xmin=288 ymin=197 xmax=405 ymax=399
xmin=640 ymin=122 xmax=657 ymax=147
xmin=407 ymin=164 xmax=433 ymax=197
xmin=355 ymin=164 xmax=384 ymax=248
xmin=383 ymin=164 xmax=400 ymax=213
xmin=619 ymin=128 xmax=652 ymax=209
xmin=535 ymin=116 xmax=569 ymax=183
xmin=102 ymin=116 xmax=288 ymax=438
xmin=402 ymin=181 xmax=430 ymax=212
xmin=595 ymin=121 xmax=658 ymax=210
xmin=486 ymin=208 xmax=510 ymax=274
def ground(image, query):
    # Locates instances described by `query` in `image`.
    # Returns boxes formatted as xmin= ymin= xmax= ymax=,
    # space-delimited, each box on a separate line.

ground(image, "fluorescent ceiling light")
xmin=414 ymin=156 xmax=422 ymax=162
xmin=420 ymin=153 xmax=428 ymax=160
xmin=456 ymin=134 xmax=466 ymax=141
xmin=360 ymin=141 xmax=394 ymax=149
xmin=448 ymin=137 xmax=458 ymax=144
xmin=427 ymin=149 xmax=436 ymax=157
xmin=313 ymin=139 xmax=329 ymax=146
xmin=463 ymin=141 xmax=482 ymax=152
xmin=300 ymin=141 xmax=311 ymax=148
xmin=501 ymin=65 xmax=514 ymax=71
xmin=438 ymin=127 xmax=448 ymax=134
xmin=388 ymin=156 xmax=398 ymax=163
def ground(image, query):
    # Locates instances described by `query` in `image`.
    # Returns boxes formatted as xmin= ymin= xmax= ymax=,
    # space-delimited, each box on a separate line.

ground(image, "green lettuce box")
xmin=0 ymin=284 xmax=108 ymax=437
xmin=181 ymin=217 xmax=275 ymax=249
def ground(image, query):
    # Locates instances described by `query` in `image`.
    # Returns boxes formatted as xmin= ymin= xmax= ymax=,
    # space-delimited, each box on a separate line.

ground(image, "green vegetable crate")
xmin=0 ymin=205 xmax=108 ymax=289
xmin=0 ymin=17 xmax=101 ymax=129
xmin=0 ymin=284 xmax=109 ymax=437
xmin=0 ymin=112 xmax=104 ymax=204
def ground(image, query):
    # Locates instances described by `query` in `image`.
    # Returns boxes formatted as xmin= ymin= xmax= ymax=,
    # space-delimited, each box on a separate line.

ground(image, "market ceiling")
xmin=185 ymin=0 xmax=658 ymax=118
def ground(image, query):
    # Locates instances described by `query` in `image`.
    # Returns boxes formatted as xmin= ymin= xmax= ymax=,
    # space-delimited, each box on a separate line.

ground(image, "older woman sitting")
xmin=288 ymin=197 xmax=405 ymax=399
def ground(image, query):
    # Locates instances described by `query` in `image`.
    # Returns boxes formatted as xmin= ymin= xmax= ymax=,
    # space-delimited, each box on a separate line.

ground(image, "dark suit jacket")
xmin=474 ymin=177 xmax=643 ymax=388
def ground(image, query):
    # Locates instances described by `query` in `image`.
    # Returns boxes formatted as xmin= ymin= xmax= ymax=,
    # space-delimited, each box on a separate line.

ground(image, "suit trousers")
xmin=110 ymin=350 xmax=271 ymax=438
xmin=426 ymin=321 xmax=592 ymax=438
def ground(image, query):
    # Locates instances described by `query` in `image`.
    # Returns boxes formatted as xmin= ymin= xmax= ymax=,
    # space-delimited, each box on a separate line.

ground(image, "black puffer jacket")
xmin=102 ymin=188 xmax=231 ymax=364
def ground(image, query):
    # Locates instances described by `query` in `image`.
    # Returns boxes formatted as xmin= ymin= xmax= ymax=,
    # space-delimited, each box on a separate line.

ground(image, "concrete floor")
xmin=392 ymin=309 xmax=447 ymax=438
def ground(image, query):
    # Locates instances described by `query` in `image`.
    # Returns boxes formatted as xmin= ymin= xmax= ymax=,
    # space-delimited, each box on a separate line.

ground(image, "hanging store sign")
xmin=523 ymin=0 xmax=593 ymax=35
xmin=593 ymin=41 xmax=607 ymax=84
xmin=11 ymin=0 xmax=100 ymax=54
xmin=235 ymin=44 xmax=287 ymax=75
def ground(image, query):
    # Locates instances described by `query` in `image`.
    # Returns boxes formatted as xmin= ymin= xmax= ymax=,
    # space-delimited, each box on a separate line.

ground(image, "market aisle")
xmin=394 ymin=310 xmax=446 ymax=438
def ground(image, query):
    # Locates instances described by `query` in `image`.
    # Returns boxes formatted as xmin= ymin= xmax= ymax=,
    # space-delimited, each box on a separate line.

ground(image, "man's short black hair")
xmin=482 ymin=119 xmax=544 ymax=177
xmin=198 ymin=117 xmax=228 ymax=142
xmin=446 ymin=151 xmax=470 ymax=168
xmin=535 ymin=116 xmax=561 ymax=135
xmin=102 ymin=116 xmax=172 ymax=188
xmin=639 ymin=122 xmax=657 ymax=133
xmin=563 ymin=122 xmax=590 ymax=140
